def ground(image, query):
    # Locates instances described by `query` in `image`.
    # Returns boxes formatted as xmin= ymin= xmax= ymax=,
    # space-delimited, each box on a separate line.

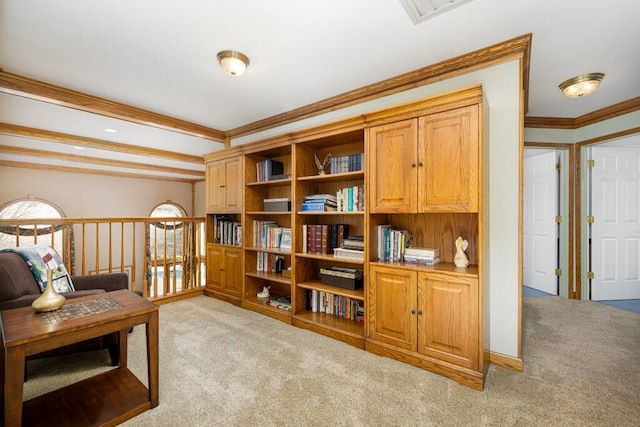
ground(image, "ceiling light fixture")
xmin=558 ymin=73 xmax=605 ymax=98
xmin=104 ymin=128 xmax=117 ymax=133
xmin=216 ymin=50 xmax=250 ymax=76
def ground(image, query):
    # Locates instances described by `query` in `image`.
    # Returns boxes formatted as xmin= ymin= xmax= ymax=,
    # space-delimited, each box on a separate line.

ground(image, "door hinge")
xmin=555 ymin=268 xmax=562 ymax=276
xmin=587 ymin=271 xmax=595 ymax=280
xmin=587 ymin=160 xmax=595 ymax=168
xmin=587 ymin=216 xmax=595 ymax=224
xmin=555 ymin=216 xmax=562 ymax=223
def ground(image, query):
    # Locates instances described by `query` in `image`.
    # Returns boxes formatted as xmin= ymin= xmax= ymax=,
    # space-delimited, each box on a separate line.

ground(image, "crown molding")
xmin=0 ymin=69 xmax=225 ymax=142
xmin=524 ymin=96 xmax=640 ymax=129
xmin=227 ymin=33 xmax=532 ymax=140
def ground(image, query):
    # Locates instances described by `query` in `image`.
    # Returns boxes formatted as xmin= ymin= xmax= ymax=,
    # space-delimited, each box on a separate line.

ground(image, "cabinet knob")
xmin=411 ymin=163 xmax=417 ymax=168
xmin=411 ymin=309 xmax=416 ymax=315
xmin=418 ymin=162 xmax=424 ymax=167
xmin=418 ymin=310 xmax=423 ymax=315
xmin=220 ymin=268 xmax=225 ymax=271
xmin=220 ymin=185 xmax=226 ymax=188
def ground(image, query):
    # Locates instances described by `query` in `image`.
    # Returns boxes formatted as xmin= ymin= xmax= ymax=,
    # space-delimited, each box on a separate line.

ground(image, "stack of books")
xmin=334 ymin=236 xmax=364 ymax=261
xmin=404 ymin=247 xmax=440 ymax=265
xmin=301 ymin=194 xmax=337 ymax=212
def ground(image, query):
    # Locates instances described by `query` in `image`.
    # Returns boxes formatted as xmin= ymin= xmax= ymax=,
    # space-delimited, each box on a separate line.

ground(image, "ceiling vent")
xmin=399 ymin=0 xmax=475 ymax=24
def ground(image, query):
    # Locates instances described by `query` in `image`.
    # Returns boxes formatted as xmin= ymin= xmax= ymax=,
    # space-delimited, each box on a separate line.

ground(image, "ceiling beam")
xmin=1 ymin=160 xmax=200 ymax=183
xmin=0 ymin=145 xmax=204 ymax=177
xmin=0 ymin=123 xmax=204 ymax=164
xmin=0 ymin=69 xmax=225 ymax=142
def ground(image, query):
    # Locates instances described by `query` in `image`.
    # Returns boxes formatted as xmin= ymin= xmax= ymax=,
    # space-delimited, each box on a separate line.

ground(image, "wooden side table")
xmin=0 ymin=290 xmax=159 ymax=427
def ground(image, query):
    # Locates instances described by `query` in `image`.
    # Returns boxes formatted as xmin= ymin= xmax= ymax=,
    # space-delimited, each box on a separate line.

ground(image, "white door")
xmin=523 ymin=150 xmax=558 ymax=295
xmin=591 ymin=146 xmax=640 ymax=300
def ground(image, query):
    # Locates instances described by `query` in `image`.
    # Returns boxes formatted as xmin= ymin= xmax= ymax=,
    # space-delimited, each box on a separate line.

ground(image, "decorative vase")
xmin=32 ymin=269 xmax=66 ymax=312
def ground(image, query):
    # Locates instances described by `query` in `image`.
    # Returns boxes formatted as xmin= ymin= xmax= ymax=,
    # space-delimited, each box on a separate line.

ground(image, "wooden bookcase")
xmin=203 ymin=85 xmax=489 ymax=389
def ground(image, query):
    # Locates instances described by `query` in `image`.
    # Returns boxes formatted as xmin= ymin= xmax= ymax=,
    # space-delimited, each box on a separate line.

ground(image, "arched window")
xmin=146 ymin=202 xmax=187 ymax=297
xmin=0 ymin=199 xmax=70 ymax=264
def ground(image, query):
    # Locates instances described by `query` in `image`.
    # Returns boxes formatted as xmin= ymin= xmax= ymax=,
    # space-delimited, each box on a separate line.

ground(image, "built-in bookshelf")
xmin=203 ymin=86 xmax=488 ymax=390
xmin=242 ymin=144 xmax=293 ymax=323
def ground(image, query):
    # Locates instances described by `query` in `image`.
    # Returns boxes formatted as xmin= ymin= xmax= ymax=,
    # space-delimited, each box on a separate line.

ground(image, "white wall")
xmin=233 ymin=60 xmax=523 ymax=358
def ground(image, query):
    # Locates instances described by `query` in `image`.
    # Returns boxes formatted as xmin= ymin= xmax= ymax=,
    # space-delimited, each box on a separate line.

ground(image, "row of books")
xmin=256 ymin=252 xmax=285 ymax=273
xmin=213 ymin=215 xmax=242 ymax=246
xmin=256 ymin=159 xmax=289 ymax=182
xmin=329 ymin=153 xmax=364 ymax=174
xmin=336 ymin=185 xmax=364 ymax=212
xmin=251 ymin=221 xmax=291 ymax=252
xmin=376 ymin=225 xmax=412 ymax=262
xmin=301 ymin=194 xmax=337 ymax=212
xmin=306 ymin=289 xmax=364 ymax=321
xmin=302 ymin=223 xmax=349 ymax=255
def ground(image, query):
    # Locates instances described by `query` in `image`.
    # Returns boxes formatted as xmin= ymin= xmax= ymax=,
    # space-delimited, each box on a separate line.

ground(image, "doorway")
xmin=585 ymin=136 xmax=640 ymax=301
xmin=523 ymin=147 xmax=569 ymax=297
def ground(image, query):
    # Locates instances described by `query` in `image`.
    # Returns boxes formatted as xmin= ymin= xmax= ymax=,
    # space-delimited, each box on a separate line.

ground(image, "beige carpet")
xmin=23 ymin=295 xmax=640 ymax=426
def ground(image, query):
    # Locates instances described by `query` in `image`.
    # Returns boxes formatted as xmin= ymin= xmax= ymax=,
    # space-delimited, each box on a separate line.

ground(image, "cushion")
xmin=0 ymin=252 xmax=42 ymax=300
xmin=0 ymin=245 xmax=75 ymax=293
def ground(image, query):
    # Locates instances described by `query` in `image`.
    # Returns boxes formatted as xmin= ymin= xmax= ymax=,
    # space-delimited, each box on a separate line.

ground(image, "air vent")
xmin=399 ymin=0 xmax=475 ymax=24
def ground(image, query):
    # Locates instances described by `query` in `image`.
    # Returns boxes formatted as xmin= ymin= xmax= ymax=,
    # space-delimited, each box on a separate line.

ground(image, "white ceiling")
xmin=1 ymin=0 xmax=638 ymax=181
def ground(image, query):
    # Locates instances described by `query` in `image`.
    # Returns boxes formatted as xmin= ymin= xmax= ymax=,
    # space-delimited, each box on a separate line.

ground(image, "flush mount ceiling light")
xmin=216 ymin=50 xmax=250 ymax=76
xmin=558 ymin=73 xmax=605 ymax=98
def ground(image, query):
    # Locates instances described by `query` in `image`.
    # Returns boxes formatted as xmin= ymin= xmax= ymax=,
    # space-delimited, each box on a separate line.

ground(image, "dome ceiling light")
xmin=216 ymin=50 xmax=250 ymax=77
xmin=558 ymin=73 xmax=605 ymax=98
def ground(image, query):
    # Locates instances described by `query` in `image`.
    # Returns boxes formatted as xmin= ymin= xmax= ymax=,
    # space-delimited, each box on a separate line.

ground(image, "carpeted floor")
xmin=23 ymin=295 xmax=640 ymax=426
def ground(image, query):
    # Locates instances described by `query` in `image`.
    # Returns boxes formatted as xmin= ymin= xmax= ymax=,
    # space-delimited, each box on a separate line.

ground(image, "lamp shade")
xmin=559 ymin=73 xmax=604 ymax=98
xmin=217 ymin=50 xmax=250 ymax=76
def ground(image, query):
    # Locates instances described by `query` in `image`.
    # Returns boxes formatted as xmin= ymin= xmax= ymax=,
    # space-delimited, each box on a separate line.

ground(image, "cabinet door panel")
xmin=418 ymin=105 xmax=479 ymax=212
xmin=224 ymin=157 xmax=243 ymax=213
xmin=222 ymin=248 xmax=243 ymax=297
xmin=369 ymin=265 xmax=417 ymax=351
xmin=368 ymin=119 xmax=418 ymax=213
xmin=206 ymin=245 xmax=223 ymax=291
xmin=418 ymin=272 xmax=479 ymax=369
xmin=206 ymin=161 xmax=224 ymax=213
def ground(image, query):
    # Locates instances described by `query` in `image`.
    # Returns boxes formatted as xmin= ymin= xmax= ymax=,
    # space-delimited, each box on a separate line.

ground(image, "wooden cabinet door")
xmin=222 ymin=247 xmax=243 ymax=297
xmin=206 ymin=161 xmax=224 ymax=213
xmin=368 ymin=119 xmax=418 ymax=213
xmin=417 ymin=271 xmax=479 ymax=370
xmin=206 ymin=244 xmax=223 ymax=291
xmin=368 ymin=265 xmax=417 ymax=351
xmin=223 ymin=157 xmax=243 ymax=213
xmin=418 ymin=105 xmax=479 ymax=212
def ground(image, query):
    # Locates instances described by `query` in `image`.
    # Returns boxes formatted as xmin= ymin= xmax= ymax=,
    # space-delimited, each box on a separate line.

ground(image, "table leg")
xmin=3 ymin=346 xmax=25 ymax=427
xmin=119 ymin=329 xmax=129 ymax=369
xmin=146 ymin=310 xmax=159 ymax=408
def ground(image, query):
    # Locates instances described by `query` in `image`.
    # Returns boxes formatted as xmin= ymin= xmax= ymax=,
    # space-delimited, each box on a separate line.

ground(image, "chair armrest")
xmin=71 ymin=272 xmax=129 ymax=292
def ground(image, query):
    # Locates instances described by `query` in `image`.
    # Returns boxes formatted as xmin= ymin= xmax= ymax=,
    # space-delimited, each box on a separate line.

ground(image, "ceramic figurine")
xmin=454 ymin=236 xmax=469 ymax=268
xmin=314 ymin=153 xmax=332 ymax=175
xmin=257 ymin=286 xmax=271 ymax=298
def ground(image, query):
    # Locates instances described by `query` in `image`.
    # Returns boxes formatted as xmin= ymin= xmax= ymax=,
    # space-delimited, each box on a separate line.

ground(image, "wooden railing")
xmin=0 ymin=217 xmax=206 ymax=302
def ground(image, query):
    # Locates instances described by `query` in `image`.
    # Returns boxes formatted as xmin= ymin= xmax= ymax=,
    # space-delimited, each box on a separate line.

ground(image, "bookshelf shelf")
xmin=293 ymin=311 xmax=365 ymax=341
xmin=296 ymin=211 xmax=364 ymax=216
xmin=245 ymin=247 xmax=292 ymax=255
xmin=297 ymin=280 xmax=364 ymax=301
xmin=246 ymin=178 xmax=292 ymax=187
xmin=246 ymin=271 xmax=291 ymax=285
xmin=297 ymin=170 xmax=364 ymax=183
xmin=246 ymin=211 xmax=291 ymax=215
xmin=295 ymin=252 xmax=365 ymax=265
xmin=242 ymin=297 xmax=292 ymax=324
xmin=368 ymin=260 xmax=479 ymax=277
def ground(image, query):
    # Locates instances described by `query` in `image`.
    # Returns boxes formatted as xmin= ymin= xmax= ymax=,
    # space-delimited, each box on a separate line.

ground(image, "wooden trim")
xmin=525 ymin=96 xmax=640 ymax=129
xmin=0 ymin=69 xmax=225 ymax=142
xmin=576 ymin=126 xmax=640 ymax=147
xmin=489 ymin=351 xmax=523 ymax=372
xmin=1 ymin=160 xmax=199 ymax=183
xmin=0 ymin=145 xmax=204 ymax=177
xmin=0 ymin=123 xmax=204 ymax=164
xmin=226 ymin=34 xmax=532 ymax=139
